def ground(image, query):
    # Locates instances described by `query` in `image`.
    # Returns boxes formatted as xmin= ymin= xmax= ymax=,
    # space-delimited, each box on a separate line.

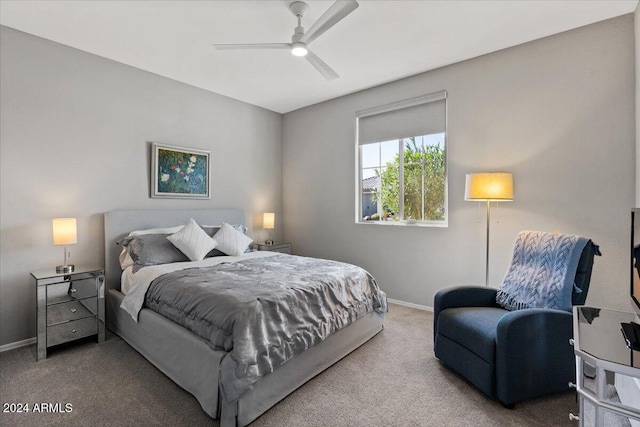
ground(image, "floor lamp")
xmin=464 ymin=172 xmax=514 ymax=286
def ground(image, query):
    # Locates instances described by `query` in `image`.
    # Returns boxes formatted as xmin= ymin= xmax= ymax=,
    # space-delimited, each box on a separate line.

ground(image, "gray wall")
xmin=0 ymin=27 xmax=283 ymax=346
xmin=283 ymin=16 xmax=635 ymax=311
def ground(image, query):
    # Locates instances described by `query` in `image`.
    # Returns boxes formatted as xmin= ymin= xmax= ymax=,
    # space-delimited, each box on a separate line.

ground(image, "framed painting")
xmin=151 ymin=143 xmax=211 ymax=199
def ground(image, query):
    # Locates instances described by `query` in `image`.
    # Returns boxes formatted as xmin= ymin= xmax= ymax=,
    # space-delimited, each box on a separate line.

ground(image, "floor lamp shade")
xmin=464 ymin=173 xmax=513 ymax=201
xmin=52 ymin=218 xmax=77 ymax=273
xmin=464 ymin=172 xmax=514 ymax=286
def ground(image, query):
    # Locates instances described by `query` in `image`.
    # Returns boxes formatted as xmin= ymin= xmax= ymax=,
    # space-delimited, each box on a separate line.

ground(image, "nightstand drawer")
xmin=36 ymin=270 xmax=103 ymax=286
xmin=47 ymin=278 xmax=97 ymax=304
xmin=47 ymin=317 xmax=97 ymax=347
xmin=47 ymin=298 xmax=97 ymax=326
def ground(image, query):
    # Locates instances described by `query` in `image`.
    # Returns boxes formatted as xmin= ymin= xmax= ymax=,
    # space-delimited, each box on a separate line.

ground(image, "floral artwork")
xmin=151 ymin=143 xmax=210 ymax=199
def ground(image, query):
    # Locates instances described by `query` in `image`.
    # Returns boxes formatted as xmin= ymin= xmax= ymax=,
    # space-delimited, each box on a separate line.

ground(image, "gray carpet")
xmin=0 ymin=304 xmax=578 ymax=426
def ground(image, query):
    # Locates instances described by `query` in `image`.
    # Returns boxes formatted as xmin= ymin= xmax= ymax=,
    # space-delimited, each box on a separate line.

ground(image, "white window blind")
xmin=357 ymin=91 xmax=446 ymax=145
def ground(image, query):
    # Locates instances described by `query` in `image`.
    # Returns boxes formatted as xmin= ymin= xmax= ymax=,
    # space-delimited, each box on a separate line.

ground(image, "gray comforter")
xmin=144 ymin=254 xmax=387 ymax=403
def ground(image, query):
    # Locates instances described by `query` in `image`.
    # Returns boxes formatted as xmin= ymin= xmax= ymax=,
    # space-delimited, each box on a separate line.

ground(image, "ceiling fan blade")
xmin=213 ymin=43 xmax=291 ymax=50
xmin=305 ymin=50 xmax=339 ymax=81
xmin=301 ymin=0 xmax=359 ymax=45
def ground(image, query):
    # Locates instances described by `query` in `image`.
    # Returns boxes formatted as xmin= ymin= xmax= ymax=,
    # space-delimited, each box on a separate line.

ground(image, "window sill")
xmin=355 ymin=220 xmax=448 ymax=228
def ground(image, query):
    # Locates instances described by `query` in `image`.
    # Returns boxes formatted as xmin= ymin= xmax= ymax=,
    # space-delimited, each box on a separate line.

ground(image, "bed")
xmin=104 ymin=209 xmax=386 ymax=426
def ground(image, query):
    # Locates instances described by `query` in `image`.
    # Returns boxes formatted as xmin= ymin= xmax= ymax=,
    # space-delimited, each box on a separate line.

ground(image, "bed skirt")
xmin=107 ymin=289 xmax=384 ymax=426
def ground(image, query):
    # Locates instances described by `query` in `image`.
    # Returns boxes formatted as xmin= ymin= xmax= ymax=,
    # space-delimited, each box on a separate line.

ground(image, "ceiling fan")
xmin=213 ymin=0 xmax=359 ymax=81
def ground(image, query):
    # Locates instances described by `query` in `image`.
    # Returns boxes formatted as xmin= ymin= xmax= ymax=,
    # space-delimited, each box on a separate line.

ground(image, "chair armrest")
xmin=495 ymin=309 xmax=574 ymax=404
xmin=433 ymin=286 xmax=498 ymax=342
xmin=496 ymin=308 xmax=572 ymax=347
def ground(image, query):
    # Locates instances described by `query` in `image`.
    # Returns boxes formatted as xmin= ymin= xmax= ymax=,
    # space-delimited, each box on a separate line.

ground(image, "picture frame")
xmin=151 ymin=142 xmax=211 ymax=199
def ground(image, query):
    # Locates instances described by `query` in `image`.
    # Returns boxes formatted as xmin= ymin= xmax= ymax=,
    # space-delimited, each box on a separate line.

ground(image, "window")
xmin=356 ymin=91 xmax=447 ymax=226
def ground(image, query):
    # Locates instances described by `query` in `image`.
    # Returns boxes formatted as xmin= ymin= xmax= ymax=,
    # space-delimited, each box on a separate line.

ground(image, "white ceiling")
xmin=1 ymin=0 xmax=637 ymax=114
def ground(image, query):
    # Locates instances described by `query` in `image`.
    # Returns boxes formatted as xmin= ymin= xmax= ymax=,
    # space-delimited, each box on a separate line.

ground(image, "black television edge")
xmin=631 ymin=209 xmax=640 ymax=310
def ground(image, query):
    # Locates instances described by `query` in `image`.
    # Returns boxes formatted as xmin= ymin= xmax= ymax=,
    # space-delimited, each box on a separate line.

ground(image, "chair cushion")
xmin=436 ymin=307 xmax=508 ymax=363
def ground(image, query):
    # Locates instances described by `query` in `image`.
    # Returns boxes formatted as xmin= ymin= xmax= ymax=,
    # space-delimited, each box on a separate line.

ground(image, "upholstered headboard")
xmin=104 ymin=209 xmax=245 ymax=292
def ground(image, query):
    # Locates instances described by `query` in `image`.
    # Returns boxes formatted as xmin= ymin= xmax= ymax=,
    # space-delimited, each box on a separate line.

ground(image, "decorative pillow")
xmin=167 ymin=219 xmax=217 ymax=261
xmin=213 ymin=222 xmax=253 ymax=256
xmin=202 ymin=224 xmax=249 ymax=257
xmin=201 ymin=224 xmax=247 ymax=237
xmin=496 ymin=230 xmax=588 ymax=312
xmin=121 ymin=234 xmax=189 ymax=273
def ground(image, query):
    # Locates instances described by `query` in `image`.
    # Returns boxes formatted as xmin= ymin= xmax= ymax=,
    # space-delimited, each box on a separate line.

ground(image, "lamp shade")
xmin=52 ymin=218 xmax=77 ymax=245
xmin=464 ymin=173 xmax=514 ymax=201
xmin=263 ymin=213 xmax=275 ymax=229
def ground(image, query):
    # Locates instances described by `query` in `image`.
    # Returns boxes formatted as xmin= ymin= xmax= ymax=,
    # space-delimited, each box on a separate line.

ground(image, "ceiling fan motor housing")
xmin=292 ymin=27 xmax=305 ymax=43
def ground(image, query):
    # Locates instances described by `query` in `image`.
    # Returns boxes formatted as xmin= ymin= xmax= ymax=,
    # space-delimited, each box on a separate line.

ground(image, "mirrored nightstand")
xmin=253 ymin=243 xmax=292 ymax=255
xmin=31 ymin=266 xmax=105 ymax=360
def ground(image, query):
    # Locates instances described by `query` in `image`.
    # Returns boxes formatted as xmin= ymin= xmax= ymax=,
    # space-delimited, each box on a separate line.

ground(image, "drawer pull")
xmin=71 ymin=329 xmax=77 ymax=334
xmin=70 ymin=288 xmax=77 ymax=293
xmin=568 ymin=382 xmax=576 ymax=389
xmin=70 ymin=308 xmax=77 ymax=313
xmin=569 ymin=338 xmax=575 ymax=346
xmin=568 ymin=413 xmax=579 ymax=421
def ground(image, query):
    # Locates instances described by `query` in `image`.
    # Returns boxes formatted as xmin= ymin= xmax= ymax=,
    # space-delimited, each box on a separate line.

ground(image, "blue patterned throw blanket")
xmin=496 ymin=230 xmax=589 ymax=312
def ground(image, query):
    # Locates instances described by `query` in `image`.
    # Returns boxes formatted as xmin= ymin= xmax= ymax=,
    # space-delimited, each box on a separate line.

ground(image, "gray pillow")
xmin=121 ymin=234 xmax=189 ymax=273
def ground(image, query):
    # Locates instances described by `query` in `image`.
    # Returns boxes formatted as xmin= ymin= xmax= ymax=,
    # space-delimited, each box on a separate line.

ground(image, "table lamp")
xmin=52 ymin=218 xmax=77 ymax=273
xmin=263 ymin=212 xmax=275 ymax=245
xmin=465 ymin=173 xmax=514 ymax=286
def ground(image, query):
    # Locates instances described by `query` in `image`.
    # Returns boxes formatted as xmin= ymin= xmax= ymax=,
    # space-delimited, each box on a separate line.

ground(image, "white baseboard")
xmin=0 ymin=337 xmax=36 ymax=353
xmin=387 ymin=298 xmax=433 ymax=312
xmin=0 ymin=302 xmax=430 ymax=351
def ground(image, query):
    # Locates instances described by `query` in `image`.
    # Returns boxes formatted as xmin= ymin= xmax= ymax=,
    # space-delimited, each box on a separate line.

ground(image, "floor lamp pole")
xmin=465 ymin=172 xmax=513 ymax=287
xmin=485 ymin=200 xmax=491 ymax=287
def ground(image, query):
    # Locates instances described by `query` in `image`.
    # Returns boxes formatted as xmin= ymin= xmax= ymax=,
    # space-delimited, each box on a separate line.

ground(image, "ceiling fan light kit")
xmin=291 ymin=42 xmax=308 ymax=57
xmin=213 ymin=0 xmax=359 ymax=80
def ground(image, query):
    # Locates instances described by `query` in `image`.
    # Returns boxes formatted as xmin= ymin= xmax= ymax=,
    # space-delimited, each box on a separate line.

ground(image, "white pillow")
xmin=129 ymin=225 xmax=184 ymax=236
xmin=214 ymin=223 xmax=253 ymax=256
xmin=167 ymin=219 xmax=217 ymax=261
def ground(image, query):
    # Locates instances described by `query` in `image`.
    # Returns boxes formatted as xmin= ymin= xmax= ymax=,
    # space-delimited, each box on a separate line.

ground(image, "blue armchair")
xmin=433 ymin=236 xmax=599 ymax=407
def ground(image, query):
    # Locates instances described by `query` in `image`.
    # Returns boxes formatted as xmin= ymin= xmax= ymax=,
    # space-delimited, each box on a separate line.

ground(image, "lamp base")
xmin=56 ymin=265 xmax=74 ymax=273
